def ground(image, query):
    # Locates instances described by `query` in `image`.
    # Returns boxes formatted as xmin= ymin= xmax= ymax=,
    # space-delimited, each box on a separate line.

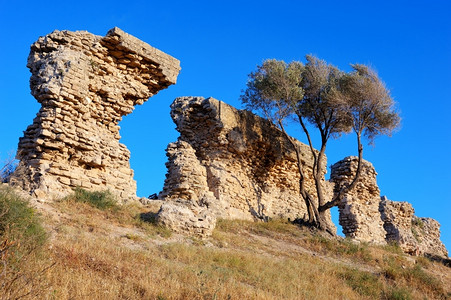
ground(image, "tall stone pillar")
xmin=10 ymin=28 xmax=180 ymax=201
xmin=330 ymin=156 xmax=386 ymax=244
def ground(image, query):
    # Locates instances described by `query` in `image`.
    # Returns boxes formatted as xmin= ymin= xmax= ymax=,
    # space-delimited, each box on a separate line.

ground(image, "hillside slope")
xmin=1 ymin=187 xmax=450 ymax=299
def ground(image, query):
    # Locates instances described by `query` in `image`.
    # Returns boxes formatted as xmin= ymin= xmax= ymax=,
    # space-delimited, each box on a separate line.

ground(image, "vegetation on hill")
xmin=0 ymin=185 xmax=49 ymax=299
xmin=0 ymin=187 xmax=450 ymax=299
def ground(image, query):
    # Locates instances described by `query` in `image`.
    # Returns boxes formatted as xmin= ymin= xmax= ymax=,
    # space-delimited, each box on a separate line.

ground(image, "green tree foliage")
xmin=342 ymin=64 xmax=400 ymax=142
xmin=320 ymin=64 xmax=400 ymax=211
xmin=241 ymin=56 xmax=400 ymax=232
xmin=241 ymin=59 xmax=304 ymax=124
xmin=299 ymin=55 xmax=351 ymax=140
xmin=295 ymin=56 xmax=352 ymax=225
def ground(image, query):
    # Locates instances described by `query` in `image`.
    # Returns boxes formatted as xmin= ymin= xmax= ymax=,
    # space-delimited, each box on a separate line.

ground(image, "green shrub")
xmin=411 ymin=227 xmax=420 ymax=242
xmin=411 ymin=217 xmax=424 ymax=229
xmin=137 ymin=211 xmax=172 ymax=238
xmin=0 ymin=185 xmax=49 ymax=299
xmin=0 ymin=186 xmax=46 ymax=247
xmin=65 ymin=187 xmax=117 ymax=210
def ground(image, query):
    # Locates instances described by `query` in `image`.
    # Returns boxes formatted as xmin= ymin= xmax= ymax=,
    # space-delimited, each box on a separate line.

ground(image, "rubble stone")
xmin=157 ymin=200 xmax=217 ymax=237
xmin=10 ymin=28 xmax=180 ymax=201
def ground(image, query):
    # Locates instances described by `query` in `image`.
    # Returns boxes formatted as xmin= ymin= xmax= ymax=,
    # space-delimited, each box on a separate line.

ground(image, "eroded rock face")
xmin=10 ymin=28 xmax=180 ymax=201
xmin=158 ymin=96 xmax=335 ymax=235
xmin=331 ymin=157 xmax=448 ymax=257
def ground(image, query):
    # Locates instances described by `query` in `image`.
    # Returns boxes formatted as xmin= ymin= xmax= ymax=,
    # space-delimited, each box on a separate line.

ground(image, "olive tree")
xmin=295 ymin=56 xmax=352 ymax=228
xmin=241 ymin=56 xmax=400 ymax=233
xmin=240 ymin=59 xmax=320 ymax=222
xmin=319 ymin=64 xmax=400 ymax=211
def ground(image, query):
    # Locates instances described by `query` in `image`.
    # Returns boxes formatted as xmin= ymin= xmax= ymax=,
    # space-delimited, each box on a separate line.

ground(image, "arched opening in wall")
xmin=330 ymin=205 xmax=344 ymax=237
xmin=119 ymin=92 xmax=179 ymax=198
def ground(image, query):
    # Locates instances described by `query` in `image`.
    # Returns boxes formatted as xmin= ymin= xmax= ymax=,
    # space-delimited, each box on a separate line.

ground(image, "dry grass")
xmin=1 ymin=188 xmax=450 ymax=299
xmin=43 ymin=235 xmax=361 ymax=300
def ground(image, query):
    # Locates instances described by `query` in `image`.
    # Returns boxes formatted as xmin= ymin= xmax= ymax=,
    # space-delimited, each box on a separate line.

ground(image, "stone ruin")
xmin=156 ymin=96 xmax=335 ymax=236
xmin=330 ymin=157 xmax=448 ymax=258
xmin=10 ymin=28 xmax=447 ymax=257
xmin=155 ymin=98 xmax=447 ymax=258
xmin=329 ymin=157 xmax=386 ymax=244
xmin=10 ymin=28 xmax=180 ymax=200
xmin=380 ymin=199 xmax=448 ymax=257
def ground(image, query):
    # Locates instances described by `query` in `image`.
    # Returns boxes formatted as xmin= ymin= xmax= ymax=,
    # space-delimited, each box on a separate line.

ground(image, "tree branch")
xmin=319 ymin=131 xmax=363 ymax=212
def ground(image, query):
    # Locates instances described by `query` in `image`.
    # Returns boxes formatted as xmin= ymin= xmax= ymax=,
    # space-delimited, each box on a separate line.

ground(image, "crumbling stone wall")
xmin=380 ymin=199 xmax=448 ymax=257
xmin=157 ymin=96 xmax=335 ymax=236
xmin=10 ymin=28 xmax=180 ymax=201
xmin=412 ymin=217 xmax=448 ymax=258
xmin=379 ymin=198 xmax=416 ymax=252
xmin=330 ymin=157 xmax=386 ymax=244
xmin=331 ymin=157 xmax=448 ymax=257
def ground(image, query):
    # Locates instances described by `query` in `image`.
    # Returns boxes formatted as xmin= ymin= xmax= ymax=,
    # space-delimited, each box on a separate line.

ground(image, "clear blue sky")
xmin=1 ymin=0 xmax=450 ymax=250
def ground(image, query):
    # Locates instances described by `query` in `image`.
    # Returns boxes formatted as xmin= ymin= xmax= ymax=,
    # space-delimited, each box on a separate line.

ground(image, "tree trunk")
xmin=319 ymin=132 xmax=363 ymax=212
xmin=314 ymin=142 xmax=327 ymax=207
xmin=296 ymin=114 xmax=331 ymax=230
xmin=344 ymin=132 xmax=363 ymax=192
xmin=278 ymin=120 xmax=318 ymax=224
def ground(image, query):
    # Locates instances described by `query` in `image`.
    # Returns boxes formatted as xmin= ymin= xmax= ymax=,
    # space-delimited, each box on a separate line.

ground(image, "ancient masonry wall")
xmin=380 ymin=199 xmax=448 ymax=257
xmin=10 ymin=28 xmax=180 ymax=201
xmin=329 ymin=157 xmax=386 ymax=244
xmin=330 ymin=157 xmax=448 ymax=258
xmin=157 ymin=96 xmax=335 ymax=236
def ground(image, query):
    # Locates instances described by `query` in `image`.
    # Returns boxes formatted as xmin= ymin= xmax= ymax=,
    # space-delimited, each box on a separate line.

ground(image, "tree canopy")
xmin=240 ymin=59 xmax=304 ymax=125
xmin=338 ymin=64 xmax=400 ymax=144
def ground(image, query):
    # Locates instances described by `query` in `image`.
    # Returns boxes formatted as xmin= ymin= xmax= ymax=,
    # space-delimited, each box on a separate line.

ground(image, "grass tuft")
xmin=382 ymin=256 xmax=444 ymax=296
xmin=307 ymin=235 xmax=373 ymax=262
xmin=58 ymin=190 xmax=172 ymax=238
xmin=339 ymin=268 xmax=382 ymax=297
xmin=383 ymin=287 xmax=412 ymax=300
xmin=64 ymin=187 xmax=118 ymax=210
